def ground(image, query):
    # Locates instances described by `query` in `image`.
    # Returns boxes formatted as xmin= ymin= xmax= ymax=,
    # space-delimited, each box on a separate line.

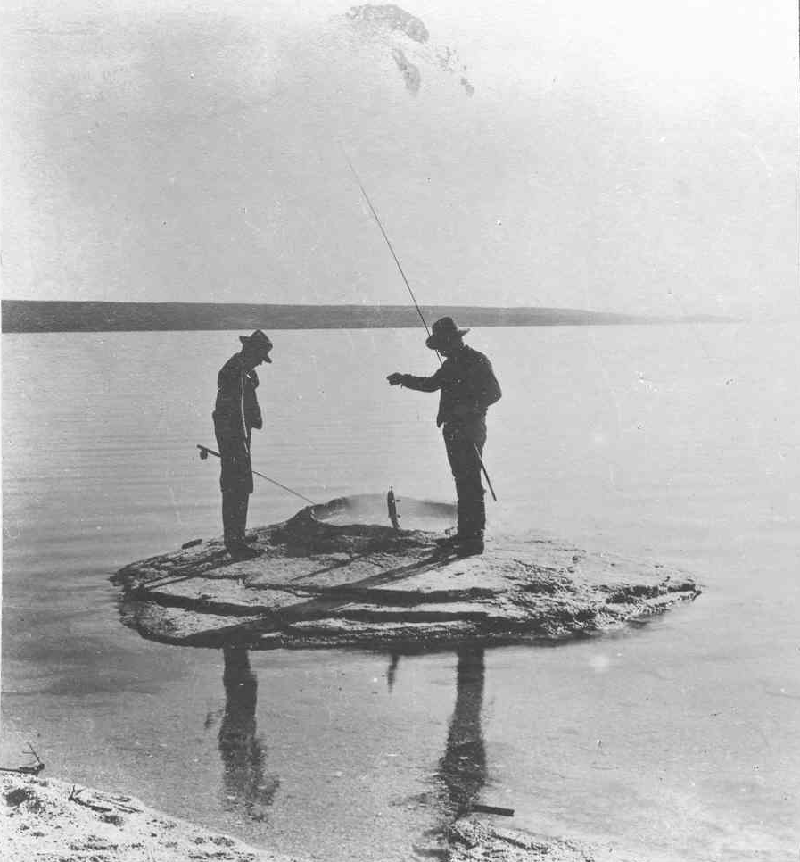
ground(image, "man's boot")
xmin=456 ymin=533 xmax=484 ymax=557
xmin=455 ymin=490 xmax=485 ymax=556
xmin=224 ymin=491 xmax=260 ymax=559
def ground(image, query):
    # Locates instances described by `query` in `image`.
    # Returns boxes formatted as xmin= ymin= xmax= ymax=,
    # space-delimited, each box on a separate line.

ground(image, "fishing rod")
xmin=196 ymin=445 xmax=318 ymax=506
xmin=343 ymin=151 xmax=433 ymax=340
xmin=343 ymin=152 xmax=498 ymax=502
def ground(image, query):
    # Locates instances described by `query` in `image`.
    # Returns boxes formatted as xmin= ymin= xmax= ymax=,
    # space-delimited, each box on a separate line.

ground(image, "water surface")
xmin=3 ymin=325 xmax=799 ymax=860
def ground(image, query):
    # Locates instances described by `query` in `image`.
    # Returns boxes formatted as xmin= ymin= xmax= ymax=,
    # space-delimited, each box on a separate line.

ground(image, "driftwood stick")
xmin=26 ymin=744 xmax=44 ymax=772
xmin=68 ymin=786 xmax=113 ymax=813
xmin=0 ymin=743 xmax=45 ymax=775
xmin=0 ymin=765 xmax=44 ymax=775
xmin=472 ymin=803 xmax=515 ymax=817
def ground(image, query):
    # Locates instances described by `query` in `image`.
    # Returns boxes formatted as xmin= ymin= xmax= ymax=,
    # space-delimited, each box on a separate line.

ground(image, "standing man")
xmin=213 ymin=330 xmax=273 ymax=560
xmin=388 ymin=317 xmax=501 ymax=557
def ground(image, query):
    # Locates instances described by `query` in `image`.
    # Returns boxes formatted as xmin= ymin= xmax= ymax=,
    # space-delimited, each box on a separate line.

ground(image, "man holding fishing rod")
xmin=388 ymin=318 xmax=501 ymax=557
xmin=344 ymin=151 xmax=501 ymax=555
xmin=213 ymin=329 xmax=273 ymax=560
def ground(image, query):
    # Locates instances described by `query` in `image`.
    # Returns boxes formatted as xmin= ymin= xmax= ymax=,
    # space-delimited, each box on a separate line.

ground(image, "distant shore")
xmin=1 ymin=300 xmax=732 ymax=334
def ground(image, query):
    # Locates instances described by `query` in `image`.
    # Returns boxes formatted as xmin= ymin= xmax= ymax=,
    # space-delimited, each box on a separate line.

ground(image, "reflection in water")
xmin=218 ymin=648 xmax=279 ymax=821
xmin=386 ymin=651 xmax=401 ymax=691
xmin=438 ymin=645 xmax=487 ymax=818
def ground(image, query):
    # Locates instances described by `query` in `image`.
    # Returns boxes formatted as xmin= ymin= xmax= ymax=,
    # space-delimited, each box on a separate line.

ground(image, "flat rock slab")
xmin=112 ymin=496 xmax=700 ymax=650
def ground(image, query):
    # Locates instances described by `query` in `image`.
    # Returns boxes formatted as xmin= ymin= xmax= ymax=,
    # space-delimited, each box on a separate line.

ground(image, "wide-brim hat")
xmin=425 ymin=316 xmax=469 ymax=350
xmin=240 ymin=329 xmax=273 ymax=362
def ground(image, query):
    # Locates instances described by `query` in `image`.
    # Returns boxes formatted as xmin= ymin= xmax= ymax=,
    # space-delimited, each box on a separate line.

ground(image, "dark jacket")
xmin=400 ymin=345 xmax=501 ymax=427
xmin=213 ymin=355 xmax=263 ymax=451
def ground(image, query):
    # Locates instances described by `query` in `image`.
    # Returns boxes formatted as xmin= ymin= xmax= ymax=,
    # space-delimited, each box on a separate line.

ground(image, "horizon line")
xmin=1 ymin=298 xmax=740 ymax=334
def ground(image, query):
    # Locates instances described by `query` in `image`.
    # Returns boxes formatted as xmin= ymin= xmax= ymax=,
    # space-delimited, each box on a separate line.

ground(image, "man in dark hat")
xmin=387 ymin=318 xmax=501 ymax=556
xmin=213 ymin=330 xmax=273 ymax=560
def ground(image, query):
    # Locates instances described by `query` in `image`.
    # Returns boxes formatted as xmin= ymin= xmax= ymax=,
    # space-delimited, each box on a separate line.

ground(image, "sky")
xmin=1 ymin=0 xmax=797 ymax=317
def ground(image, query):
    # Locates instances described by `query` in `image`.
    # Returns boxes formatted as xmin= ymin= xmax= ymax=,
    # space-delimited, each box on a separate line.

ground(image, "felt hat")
xmin=425 ymin=317 xmax=469 ymax=351
xmin=239 ymin=329 xmax=273 ymax=362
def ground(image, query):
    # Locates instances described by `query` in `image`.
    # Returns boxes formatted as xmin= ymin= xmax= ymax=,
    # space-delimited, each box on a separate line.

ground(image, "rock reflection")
xmin=438 ymin=645 xmax=487 ymax=818
xmin=218 ymin=648 xmax=279 ymax=821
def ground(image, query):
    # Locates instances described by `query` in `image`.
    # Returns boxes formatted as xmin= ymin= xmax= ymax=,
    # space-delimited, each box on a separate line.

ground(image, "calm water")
xmin=2 ymin=324 xmax=799 ymax=861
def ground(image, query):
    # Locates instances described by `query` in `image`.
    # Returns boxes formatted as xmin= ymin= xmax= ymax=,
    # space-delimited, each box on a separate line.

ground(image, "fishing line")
xmin=196 ymin=445 xmax=318 ymax=506
xmin=341 ymin=148 xmax=497 ymax=500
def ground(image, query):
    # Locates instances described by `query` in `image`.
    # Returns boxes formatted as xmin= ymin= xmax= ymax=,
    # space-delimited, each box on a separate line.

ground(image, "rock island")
xmin=112 ymin=495 xmax=700 ymax=650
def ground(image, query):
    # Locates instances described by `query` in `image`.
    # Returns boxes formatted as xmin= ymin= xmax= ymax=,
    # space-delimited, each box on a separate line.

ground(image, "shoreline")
xmin=0 ymin=772 xmax=301 ymax=862
xmin=1 ymin=772 xmax=632 ymax=862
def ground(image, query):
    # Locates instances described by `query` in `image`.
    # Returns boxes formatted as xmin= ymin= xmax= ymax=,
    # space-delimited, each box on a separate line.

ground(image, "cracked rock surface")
xmin=112 ymin=496 xmax=700 ymax=650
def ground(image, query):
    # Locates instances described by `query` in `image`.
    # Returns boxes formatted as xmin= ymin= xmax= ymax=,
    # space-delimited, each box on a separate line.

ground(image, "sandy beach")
xmin=1 ymin=772 xmax=301 ymax=862
xmin=2 ymin=771 xmax=632 ymax=861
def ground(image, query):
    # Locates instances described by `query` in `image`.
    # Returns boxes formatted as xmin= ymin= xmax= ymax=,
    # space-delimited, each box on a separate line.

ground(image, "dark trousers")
xmin=215 ymin=419 xmax=254 ymax=552
xmin=222 ymin=489 xmax=250 ymax=551
xmin=443 ymin=418 xmax=487 ymax=539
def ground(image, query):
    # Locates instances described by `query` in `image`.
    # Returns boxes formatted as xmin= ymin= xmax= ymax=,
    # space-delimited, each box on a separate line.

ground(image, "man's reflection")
xmin=218 ymin=647 xmax=279 ymax=821
xmin=386 ymin=651 xmax=401 ymax=691
xmin=438 ymin=644 xmax=487 ymax=818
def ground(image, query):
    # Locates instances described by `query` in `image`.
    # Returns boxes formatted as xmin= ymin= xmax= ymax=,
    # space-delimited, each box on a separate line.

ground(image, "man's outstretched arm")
xmin=387 ymin=369 xmax=443 ymax=393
